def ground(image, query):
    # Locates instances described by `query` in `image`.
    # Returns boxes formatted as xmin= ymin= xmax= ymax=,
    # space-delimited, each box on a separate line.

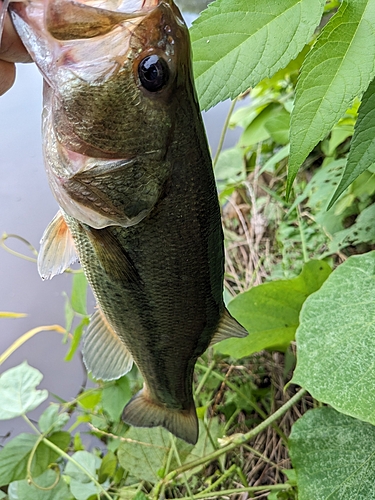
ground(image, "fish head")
xmin=8 ymin=0 xmax=196 ymax=228
xmin=9 ymin=0 xmax=191 ymax=158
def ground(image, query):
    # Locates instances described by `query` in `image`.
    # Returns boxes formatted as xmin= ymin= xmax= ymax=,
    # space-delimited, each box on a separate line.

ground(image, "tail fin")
xmin=122 ymin=388 xmax=198 ymax=445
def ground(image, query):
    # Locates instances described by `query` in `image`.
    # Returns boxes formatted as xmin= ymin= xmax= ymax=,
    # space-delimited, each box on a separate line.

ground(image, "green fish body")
xmin=9 ymin=0 xmax=247 ymax=444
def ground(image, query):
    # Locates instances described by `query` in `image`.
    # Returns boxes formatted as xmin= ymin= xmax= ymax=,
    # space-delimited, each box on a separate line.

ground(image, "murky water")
xmin=0 ymin=4 xmax=242 ymax=441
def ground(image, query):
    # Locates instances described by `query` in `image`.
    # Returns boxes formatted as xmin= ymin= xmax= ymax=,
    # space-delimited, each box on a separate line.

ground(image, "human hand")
xmin=0 ymin=12 xmax=31 ymax=96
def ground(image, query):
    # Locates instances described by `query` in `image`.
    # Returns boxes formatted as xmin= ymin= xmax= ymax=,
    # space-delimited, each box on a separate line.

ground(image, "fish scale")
xmin=7 ymin=0 xmax=248 ymax=444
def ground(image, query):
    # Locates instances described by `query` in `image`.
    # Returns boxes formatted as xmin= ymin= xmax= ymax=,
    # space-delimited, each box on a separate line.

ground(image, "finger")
xmin=0 ymin=13 xmax=31 ymax=63
xmin=0 ymin=59 xmax=15 ymax=95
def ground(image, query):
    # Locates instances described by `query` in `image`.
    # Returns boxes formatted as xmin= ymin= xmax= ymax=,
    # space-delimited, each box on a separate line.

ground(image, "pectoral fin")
xmin=210 ymin=308 xmax=248 ymax=346
xmin=122 ymin=387 xmax=198 ymax=445
xmin=37 ymin=211 xmax=78 ymax=280
xmin=83 ymin=308 xmax=133 ymax=381
xmin=84 ymin=226 xmax=141 ymax=285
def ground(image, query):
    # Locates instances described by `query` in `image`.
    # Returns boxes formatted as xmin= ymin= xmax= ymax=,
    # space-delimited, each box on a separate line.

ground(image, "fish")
xmin=4 ymin=0 xmax=248 ymax=444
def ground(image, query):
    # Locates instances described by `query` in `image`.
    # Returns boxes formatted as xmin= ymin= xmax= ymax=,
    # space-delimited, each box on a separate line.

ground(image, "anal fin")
xmin=210 ymin=308 xmax=248 ymax=346
xmin=37 ymin=211 xmax=78 ymax=280
xmin=122 ymin=387 xmax=199 ymax=445
xmin=83 ymin=307 xmax=133 ymax=381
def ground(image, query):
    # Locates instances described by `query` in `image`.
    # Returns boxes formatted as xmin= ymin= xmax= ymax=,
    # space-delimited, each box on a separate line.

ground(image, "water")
xmin=0 ymin=5 xmax=242 ymax=441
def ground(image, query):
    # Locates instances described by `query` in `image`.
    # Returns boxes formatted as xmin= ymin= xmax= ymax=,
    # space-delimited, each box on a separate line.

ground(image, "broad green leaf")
xmin=38 ymin=404 xmax=69 ymax=433
xmin=289 ymin=407 xmax=375 ymax=500
xmin=216 ymin=260 xmax=331 ymax=358
xmin=261 ymin=144 xmax=290 ymax=174
xmin=0 ymin=434 xmax=38 ymax=487
xmin=98 ymin=451 xmax=117 ymax=483
xmin=238 ymin=103 xmax=281 ymax=148
xmin=292 ymin=252 xmax=375 ymax=424
xmin=65 ymin=451 xmax=101 ymax=500
xmin=68 ymin=479 xmax=99 ymax=500
xmin=102 ymin=376 xmax=132 ymax=422
xmin=64 ymin=451 xmax=101 ymax=483
xmin=117 ymin=420 xmax=221 ymax=484
xmin=78 ymin=389 xmax=102 ymax=410
xmin=117 ymin=427 xmax=173 ymax=483
xmin=264 ymin=107 xmax=291 ymax=145
xmin=328 ymin=202 xmax=375 ymax=253
xmin=0 ymin=362 xmax=48 ymax=419
xmin=191 ymin=0 xmax=325 ymax=110
xmin=0 ymin=431 xmax=69 ymax=488
xmin=288 ymin=0 xmax=375 ymax=196
xmin=214 ymin=147 xmax=245 ymax=186
xmin=329 ymin=77 xmax=375 ymax=208
xmin=70 ymin=273 xmax=88 ymax=316
xmin=133 ymin=493 xmax=149 ymax=500
xmin=8 ymin=470 xmax=72 ymax=500
xmin=43 ymin=431 xmax=71 ymax=462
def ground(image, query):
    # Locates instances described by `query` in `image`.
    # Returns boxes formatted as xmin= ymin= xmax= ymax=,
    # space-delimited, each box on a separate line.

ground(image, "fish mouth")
xmin=71 ymin=0 xmax=159 ymax=14
xmin=10 ymin=0 xmax=161 ymax=41
xmin=45 ymin=0 xmax=161 ymax=41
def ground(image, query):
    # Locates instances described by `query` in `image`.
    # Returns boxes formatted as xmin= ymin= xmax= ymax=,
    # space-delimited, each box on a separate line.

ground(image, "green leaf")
xmin=292 ymin=252 xmax=375 ymax=425
xmin=38 ymin=404 xmax=69 ymax=433
xmin=288 ymin=0 xmax=375 ymax=196
xmin=64 ymin=451 xmax=101 ymax=500
xmin=64 ymin=316 xmax=89 ymax=362
xmin=70 ymin=273 xmax=88 ymax=316
xmin=328 ymin=202 xmax=375 ymax=252
xmin=102 ymin=377 xmax=132 ymax=422
xmin=289 ymin=407 xmax=375 ymax=500
xmin=78 ymin=389 xmax=102 ymax=410
xmin=0 ymin=362 xmax=48 ymax=419
xmin=216 ymin=260 xmax=331 ymax=358
xmin=0 ymin=434 xmax=38 ymax=487
xmin=98 ymin=451 xmax=117 ymax=484
xmin=264 ymin=107 xmax=291 ymax=145
xmin=329 ymin=78 xmax=375 ymax=208
xmin=191 ymin=0 xmax=325 ymax=110
xmin=65 ymin=451 xmax=101 ymax=483
xmin=238 ymin=103 xmax=280 ymax=147
xmin=117 ymin=420 xmax=221 ymax=484
xmin=45 ymin=431 xmax=71 ymax=461
xmin=117 ymin=427 xmax=172 ymax=484
xmin=8 ymin=470 xmax=72 ymax=500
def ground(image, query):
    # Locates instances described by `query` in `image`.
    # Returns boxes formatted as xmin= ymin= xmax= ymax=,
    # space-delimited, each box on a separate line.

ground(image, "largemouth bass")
xmin=4 ymin=0 xmax=248 ymax=444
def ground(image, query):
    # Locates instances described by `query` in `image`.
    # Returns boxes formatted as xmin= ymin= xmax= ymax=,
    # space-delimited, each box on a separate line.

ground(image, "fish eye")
xmin=138 ymin=55 xmax=169 ymax=92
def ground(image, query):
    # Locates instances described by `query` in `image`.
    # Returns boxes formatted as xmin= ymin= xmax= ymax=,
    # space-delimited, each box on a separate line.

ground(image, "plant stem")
xmin=170 ymin=435 xmax=194 ymax=499
xmin=196 ymin=362 xmax=286 ymax=441
xmin=152 ymin=388 xmax=306 ymax=499
xmin=177 ymin=484 xmax=291 ymax=500
xmin=0 ymin=325 xmax=66 ymax=366
xmin=22 ymin=415 xmax=114 ymax=500
xmin=297 ymin=204 xmax=308 ymax=263
xmin=195 ymin=360 xmax=216 ymax=397
xmin=212 ymin=98 xmax=238 ymax=167
xmin=199 ymin=463 xmax=236 ymax=494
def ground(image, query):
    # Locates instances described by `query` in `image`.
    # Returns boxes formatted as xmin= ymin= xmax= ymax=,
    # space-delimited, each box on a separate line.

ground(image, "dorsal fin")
xmin=83 ymin=308 xmax=133 ymax=381
xmin=37 ymin=211 xmax=78 ymax=280
xmin=210 ymin=308 xmax=248 ymax=346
